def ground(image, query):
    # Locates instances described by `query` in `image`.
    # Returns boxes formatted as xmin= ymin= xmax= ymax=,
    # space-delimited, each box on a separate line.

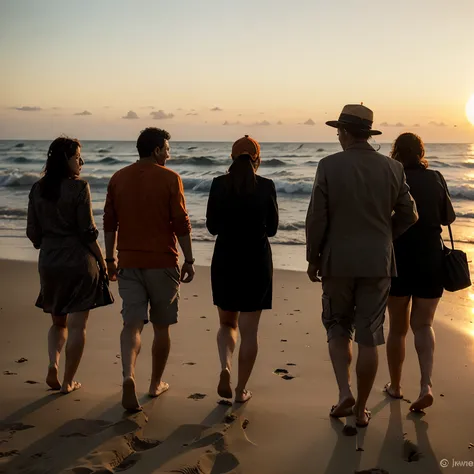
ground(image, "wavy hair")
xmin=391 ymin=132 xmax=428 ymax=169
xmin=39 ymin=136 xmax=81 ymax=201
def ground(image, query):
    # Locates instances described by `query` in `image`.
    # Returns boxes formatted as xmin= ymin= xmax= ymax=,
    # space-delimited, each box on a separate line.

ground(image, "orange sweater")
xmin=103 ymin=161 xmax=191 ymax=268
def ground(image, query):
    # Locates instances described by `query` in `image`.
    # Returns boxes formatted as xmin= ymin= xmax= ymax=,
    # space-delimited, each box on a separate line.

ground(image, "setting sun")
xmin=467 ymin=94 xmax=474 ymax=125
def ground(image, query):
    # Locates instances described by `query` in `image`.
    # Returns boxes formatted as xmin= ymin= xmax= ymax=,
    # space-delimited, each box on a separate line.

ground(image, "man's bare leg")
xmin=121 ymin=320 xmax=144 ymax=411
xmin=409 ymin=297 xmax=439 ymax=412
xmin=61 ymin=311 xmax=89 ymax=394
xmin=328 ymin=335 xmax=355 ymax=417
xmin=386 ymin=296 xmax=411 ymax=398
xmin=354 ymin=344 xmax=378 ymax=426
xmin=47 ymin=315 xmax=67 ymax=390
xmin=149 ymin=324 xmax=171 ymax=397
xmin=216 ymin=309 xmax=239 ymax=399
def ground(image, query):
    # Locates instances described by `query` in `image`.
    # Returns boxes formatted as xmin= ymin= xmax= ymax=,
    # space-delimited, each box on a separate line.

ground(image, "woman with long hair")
xmin=206 ymin=135 xmax=279 ymax=403
xmin=27 ymin=136 xmax=112 ymax=394
xmin=385 ymin=132 xmax=455 ymax=411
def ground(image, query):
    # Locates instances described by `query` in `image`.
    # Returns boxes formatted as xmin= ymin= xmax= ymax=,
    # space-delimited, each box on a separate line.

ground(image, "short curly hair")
xmin=136 ymin=128 xmax=171 ymax=158
xmin=391 ymin=132 xmax=428 ymax=169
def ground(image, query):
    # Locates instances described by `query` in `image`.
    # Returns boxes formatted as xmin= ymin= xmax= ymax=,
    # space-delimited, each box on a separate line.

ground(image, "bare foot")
xmin=353 ymin=405 xmax=371 ymax=427
xmin=384 ymin=382 xmax=403 ymax=399
xmin=330 ymin=394 xmax=355 ymax=418
xmin=122 ymin=377 xmax=142 ymax=412
xmin=217 ymin=369 xmax=232 ymax=399
xmin=60 ymin=381 xmax=81 ymax=394
xmin=46 ymin=365 xmax=61 ymax=390
xmin=235 ymin=389 xmax=252 ymax=403
xmin=410 ymin=386 xmax=434 ymax=412
xmin=148 ymin=381 xmax=169 ymax=398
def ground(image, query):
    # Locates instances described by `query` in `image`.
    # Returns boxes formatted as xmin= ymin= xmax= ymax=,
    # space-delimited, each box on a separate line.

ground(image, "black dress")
xmin=390 ymin=167 xmax=456 ymax=299
xmin=206 ymin=175 xmax=279 ymax=312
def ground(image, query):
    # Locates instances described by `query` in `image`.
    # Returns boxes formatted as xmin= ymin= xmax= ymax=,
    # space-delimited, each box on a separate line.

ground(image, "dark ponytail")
xmin=39 ymin=136 xmax=81 ymax=201
xmin=228 ymin=154 xmax=258 ymax=194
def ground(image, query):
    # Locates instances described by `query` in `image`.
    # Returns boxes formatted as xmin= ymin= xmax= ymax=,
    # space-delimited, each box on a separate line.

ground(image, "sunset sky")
xmin=1 ymin=0 xmax=473 ymax=142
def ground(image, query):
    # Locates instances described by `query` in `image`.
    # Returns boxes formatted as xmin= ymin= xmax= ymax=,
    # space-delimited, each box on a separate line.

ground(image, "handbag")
xmin=97 ymin=267 xmax=114 ymax=306
xmin=442 ymin=223 xmax=471 ymax=292
xmin=436 ymin=171 xmax=471 ymax=292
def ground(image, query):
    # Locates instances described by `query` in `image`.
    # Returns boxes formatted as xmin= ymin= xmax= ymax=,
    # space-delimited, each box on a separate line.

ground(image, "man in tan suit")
xmin=306 ymin=104 xmax=418 ymax=427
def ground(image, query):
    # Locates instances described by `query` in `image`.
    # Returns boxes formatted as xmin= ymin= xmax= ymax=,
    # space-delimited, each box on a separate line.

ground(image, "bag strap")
xmin=435 ymin=170 xmax=455 ymax=250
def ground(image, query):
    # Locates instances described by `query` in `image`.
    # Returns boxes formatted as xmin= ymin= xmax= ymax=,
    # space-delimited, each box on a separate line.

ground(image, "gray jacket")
xmin=305 ymin=142 xmax=418 ymax=277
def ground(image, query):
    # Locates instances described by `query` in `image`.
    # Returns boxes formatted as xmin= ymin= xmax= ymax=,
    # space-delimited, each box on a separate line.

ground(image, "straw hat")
xmin=326 ymin=104 xmax=382 ymax=135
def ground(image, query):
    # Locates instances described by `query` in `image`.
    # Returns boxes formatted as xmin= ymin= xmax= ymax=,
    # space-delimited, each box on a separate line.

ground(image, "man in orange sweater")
xmin=104 ymin=127 xmax=195 ymax=412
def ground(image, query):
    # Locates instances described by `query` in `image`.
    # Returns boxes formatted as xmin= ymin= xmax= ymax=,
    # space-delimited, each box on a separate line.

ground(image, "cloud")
xmin=186 ymin=112 xmax=199 ymax=116
xmin=74 ymin=110 xmax=92 ymax=116
xmin=413 ymin=123 xmax=420 ymax=127
xmin=15 ymin=106 xmax=42 ymax=112
xmin=380 ymin=122 xmax=405 ymax=127
xmin=150 ymin=110 xmax=174 ymax=120
xmin=254 ymin=120 xmax=271 ymax=126
xmin=103 ymin=106 xmax=112 ymax=109
xmin=277 ymin=121 xmax=283 ymax=125
xmin=51 ymin=107 xmax=62 ymax=110
xmin=122 ymin=110 xmax=139 ymax=119
xmin=211 ymin=107 xmax=223 ymax=112
xmin=429 ymin=121 xmax=447 ymax=127
xmin=304 ymin=118 xmax=315 ymax=126
xmin=223 ymin=121 xmax=241 ymax=126
xmin=141 ymin=106 xmax=155 ymax=110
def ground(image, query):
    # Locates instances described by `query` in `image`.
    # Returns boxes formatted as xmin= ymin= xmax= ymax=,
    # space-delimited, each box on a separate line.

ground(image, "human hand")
xmin=180 ymin=262 xmax=195 ymax=283
xmin=307 ymin=262 xmax=321 ymax=283
xmin=107 ymin=260 xmax=118 ymax=282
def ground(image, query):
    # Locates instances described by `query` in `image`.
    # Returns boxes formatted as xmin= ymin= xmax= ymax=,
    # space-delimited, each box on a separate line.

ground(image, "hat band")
xmin=338 ymin=113 xmax=373 ymax=130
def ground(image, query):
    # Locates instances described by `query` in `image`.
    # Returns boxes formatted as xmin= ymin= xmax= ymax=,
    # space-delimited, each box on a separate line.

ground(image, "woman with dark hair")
xmin=206 ymin=135 xmax=278 ymax=403
xmin=385 ymin=132 xmax=456 ymax=412
xmin=27 ymin=136 xmax=111 ymax=394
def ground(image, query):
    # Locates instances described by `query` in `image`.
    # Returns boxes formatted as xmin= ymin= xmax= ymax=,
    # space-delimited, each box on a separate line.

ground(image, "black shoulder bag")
xmin=437 ymin=172 xmax=472 ymax=292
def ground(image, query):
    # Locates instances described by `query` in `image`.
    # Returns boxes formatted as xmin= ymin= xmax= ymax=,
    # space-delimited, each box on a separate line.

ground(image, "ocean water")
xmin=1 ymin=140 xmax=474 ymax=269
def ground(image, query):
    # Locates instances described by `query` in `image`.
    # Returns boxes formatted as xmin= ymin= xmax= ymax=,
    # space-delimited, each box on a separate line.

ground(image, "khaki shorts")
xmin=321 ymin=277 xmax=390 ymax=347
xmin=118 ymin=267 xmax=180 ymax=326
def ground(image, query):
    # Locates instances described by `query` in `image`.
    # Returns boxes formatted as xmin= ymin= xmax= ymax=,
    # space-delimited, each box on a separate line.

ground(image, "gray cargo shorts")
xmin=321 ymin=277 xmax=390 ymax=347
xmin=118 ymin=267 xmax=180 ymax=326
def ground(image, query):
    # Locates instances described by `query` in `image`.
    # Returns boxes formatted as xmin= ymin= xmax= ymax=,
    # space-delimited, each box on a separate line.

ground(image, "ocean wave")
xmin=0 ymin=207 xmax=27 ymax=219
xmin=278 ymin=154 xmax=313 ymax=158
xmin=172 ymin=156 xmax=219 ymax=166
xmin=304 ymin=160 xmax=319 ymax=166
xmin=5 ymin=156 xmax=40 ymax=164
xmin=261 ymin=159 xmax=287 ymax=167
xmin=97 ymin=157 xmax=128 ymax=165
xmin=0 ymin=171 xmax=40 ymax=187
xmin=457 ymin=212 xmax=474 ymax=219
xmin=448 ymin=185 xmax=474 ymax=201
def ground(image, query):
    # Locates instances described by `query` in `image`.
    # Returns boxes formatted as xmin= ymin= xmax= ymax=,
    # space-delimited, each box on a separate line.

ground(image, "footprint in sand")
xmin=281 ymin=375 xmax=294 ymax=380
xmin=218 ymin=400 xmax=232 ymax=406
xmin=0 ymin=422 xmax=35 ymax=432
xmin=342 ymin=425 xmax=358 ymax=436
xmin=0 ymin=450 xmax=20 ymax=458
xmin=356 ymin=470 xmax=389 ymax=474
xmin=183 ymin=362 xmax=196 ymax=366
xmin=15 ymin=357 xmax=28 ymax=363
xmin=404 ymin=440 xmax=422 ymax=462
xmin=280 ymin=339 xmax=287 ymax=342
xmin=286 ymin=363 xmax=297 ymax=366
xmin=188 ymin=393 xmax=207 ymax=400
xmin=200 ymin=316 xmax=207 ymax=319
xmin=3 ymin=371 xmax=17 ymax=376
xmin=242 ymin=419 xmax=249 ymax=430
xmin=25 ymin=380 xmax=40 ymax=384
xmin=273 ymin=369 xmax=289 ymax=375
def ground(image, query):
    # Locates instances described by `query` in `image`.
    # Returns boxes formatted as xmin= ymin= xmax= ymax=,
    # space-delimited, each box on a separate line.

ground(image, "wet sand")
xmin=0 ymin=259 xmax=474 ymax=473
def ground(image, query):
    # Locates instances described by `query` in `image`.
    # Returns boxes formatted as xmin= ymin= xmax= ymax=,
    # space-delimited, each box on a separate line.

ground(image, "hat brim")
xmin=326 ymin=120 xmax=382 ymax=136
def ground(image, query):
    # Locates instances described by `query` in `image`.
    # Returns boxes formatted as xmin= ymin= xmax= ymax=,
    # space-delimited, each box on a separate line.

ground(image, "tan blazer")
xmin=306 ymin=142 xmax=418 ymax=277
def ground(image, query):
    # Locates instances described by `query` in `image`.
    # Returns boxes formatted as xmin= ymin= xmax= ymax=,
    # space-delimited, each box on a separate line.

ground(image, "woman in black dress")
xmin=27 ymin=137 xmax=111 ymax=394
xmin=206 ymin=135 xmax=278 ymax=403
xmin=385 ymin=133 xmax=455 ymax=412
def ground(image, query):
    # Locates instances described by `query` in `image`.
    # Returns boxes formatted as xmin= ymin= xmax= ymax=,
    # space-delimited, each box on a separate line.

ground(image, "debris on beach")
xmin=188 ymin=393 xmax=206 ymax=400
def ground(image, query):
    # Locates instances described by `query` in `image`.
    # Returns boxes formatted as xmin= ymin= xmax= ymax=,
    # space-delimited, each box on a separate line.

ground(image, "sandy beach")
xmin=1 ymin=259 xmax=474 ymax=474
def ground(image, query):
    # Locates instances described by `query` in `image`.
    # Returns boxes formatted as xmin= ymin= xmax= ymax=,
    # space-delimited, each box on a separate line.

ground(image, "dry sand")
xmin=0 ymin=259 xmax=474 ymax=474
